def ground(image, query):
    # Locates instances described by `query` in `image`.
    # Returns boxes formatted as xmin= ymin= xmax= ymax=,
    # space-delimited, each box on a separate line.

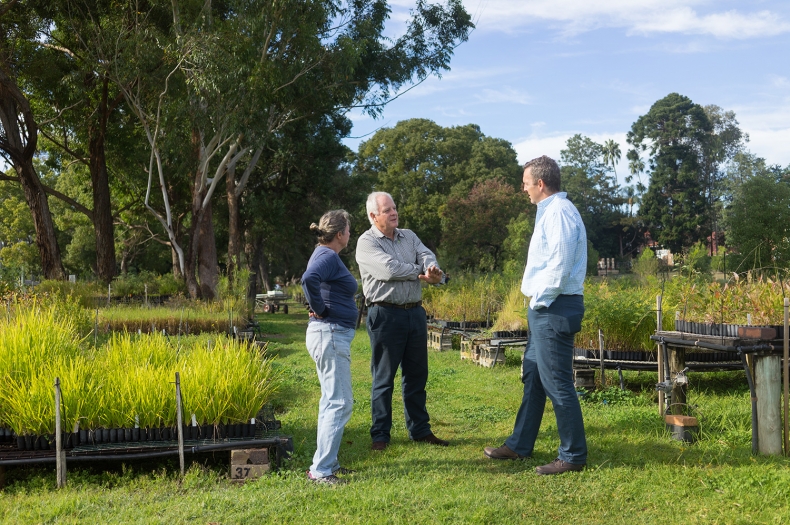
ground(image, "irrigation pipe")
xmin=0 ymin=439 xmax=287 ymax=468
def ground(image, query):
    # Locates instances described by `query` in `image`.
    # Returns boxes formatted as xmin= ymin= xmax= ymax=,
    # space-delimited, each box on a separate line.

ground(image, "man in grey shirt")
xmin=356 ymin=191 xmax=448 ymax=450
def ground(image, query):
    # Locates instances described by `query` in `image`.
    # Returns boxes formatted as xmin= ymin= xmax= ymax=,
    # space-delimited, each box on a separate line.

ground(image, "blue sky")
xmin=345 ymin=0 xmax=790 ymax=184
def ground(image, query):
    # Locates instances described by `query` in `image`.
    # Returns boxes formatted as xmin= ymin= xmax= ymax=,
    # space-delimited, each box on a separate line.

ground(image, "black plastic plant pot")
xmin=131 ymin=428 xmax=140 ymax=441
xmin=150 ymin=427 xmax=161 ymax=441
xmin=161 ymin=427 xmax=172 ymax=441
xmin=17 ymin=435 xmax=26 ymax=450
xmin=109 ymin=428 xmax=118 ymax=443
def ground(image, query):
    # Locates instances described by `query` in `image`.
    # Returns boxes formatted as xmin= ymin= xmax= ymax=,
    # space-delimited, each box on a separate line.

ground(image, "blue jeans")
xmin=367 ymin=304 xmax=432 ymax=442
xmin=505 ymin=295 xmax=587 ymax=464
xmin=306 ymin=322 xmax=356 ymax=478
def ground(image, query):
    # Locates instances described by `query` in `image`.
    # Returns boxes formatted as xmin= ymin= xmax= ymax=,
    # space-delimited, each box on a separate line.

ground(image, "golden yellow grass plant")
xmin=0 ymin=299 xmax=280 ymax=436
xmin=491 ymin=281 xmax=528 ymax=332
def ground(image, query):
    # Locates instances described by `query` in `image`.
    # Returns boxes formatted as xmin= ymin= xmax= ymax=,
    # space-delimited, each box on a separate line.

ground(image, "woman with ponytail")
xmin=301 ymin=209 xmax=358 ymax=485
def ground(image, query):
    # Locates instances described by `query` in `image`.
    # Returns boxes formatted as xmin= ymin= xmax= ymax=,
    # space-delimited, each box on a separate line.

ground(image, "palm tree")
xmin=602 ymin=139 xmax=622 ymax=180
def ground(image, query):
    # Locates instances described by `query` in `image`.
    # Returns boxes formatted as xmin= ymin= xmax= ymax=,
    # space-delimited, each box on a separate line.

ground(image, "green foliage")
xmin=560 ymin=134 xmax=626 ymax=257
xmin=354 ymin=119 xmax=522 ymax=253
xmin=679 ymin=241 xmax=711 ymax=278
xmin=440 ymin=178 xmax=526 ymax=271
xmin=628 ymin=93 xmax=712 ymax=252
xmin=423 ymin=273 xmax=510 ymax=322
xmin=726 ymin=173 xmax=790 ymax=273
xmin=632 ymin=247 xmax=659 ymax=279
xmin=579 ymin=386 xmax=644 ymax=406
xmin=0 ymin=299 xmax=280 ymax=434
xmin=501 ymin=212 xmax=534 ymax=275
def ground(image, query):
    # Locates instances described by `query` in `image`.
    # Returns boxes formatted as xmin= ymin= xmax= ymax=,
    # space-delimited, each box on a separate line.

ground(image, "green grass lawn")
xmin=2 ymin=306 xmax=790 ymax=524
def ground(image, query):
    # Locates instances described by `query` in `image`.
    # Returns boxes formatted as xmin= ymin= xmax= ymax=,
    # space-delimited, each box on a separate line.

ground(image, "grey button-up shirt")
xmin=356 ymin=226 xmax=439 ymax=305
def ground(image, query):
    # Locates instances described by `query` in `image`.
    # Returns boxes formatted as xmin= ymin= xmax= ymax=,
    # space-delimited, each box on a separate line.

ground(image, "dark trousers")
xmin=367 ymin=304 xmax=431 ymax=442
xmin=505 ymin=294 xmax=587 ymax=464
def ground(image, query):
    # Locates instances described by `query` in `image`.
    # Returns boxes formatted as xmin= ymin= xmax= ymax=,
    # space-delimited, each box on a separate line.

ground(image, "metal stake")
xmin=176 ymin=372 xmax=185 ymax=476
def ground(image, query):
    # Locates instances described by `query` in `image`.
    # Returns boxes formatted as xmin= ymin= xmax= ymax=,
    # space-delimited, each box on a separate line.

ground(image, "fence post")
xmin=176 ymin=372 xmax=185 ymax=476
xmin=657 ymin=295 xmax=664 ymax=416
xmin=598 ymin=329 xmax=605 ymax=387
xmin=54 ymin=377 xmax=66 ymax=488
xmin=784 ymin=298 xmax=789 ymax=456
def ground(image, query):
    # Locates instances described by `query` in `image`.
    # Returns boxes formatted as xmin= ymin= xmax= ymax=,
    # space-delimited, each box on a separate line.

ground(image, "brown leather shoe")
xmin=535 ymin=458 xmax=585 ymax=475
xmin=413 ymin=433 xmax=449 ymax=446
xmin=371 ymin=441 xmax=388 ymax=451
xmin=484 ymin=444 xmax=528 ymax=460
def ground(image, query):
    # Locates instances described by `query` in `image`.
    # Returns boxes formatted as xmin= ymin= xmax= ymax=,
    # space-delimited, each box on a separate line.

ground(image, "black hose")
xmin=0 ymin=438 xmax=285 ymax=467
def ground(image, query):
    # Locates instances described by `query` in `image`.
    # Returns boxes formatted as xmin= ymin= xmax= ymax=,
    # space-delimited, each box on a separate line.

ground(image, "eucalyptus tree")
xmin=0 ymin=0 xmax=66 ymax=279
xmin=21 ymin=0 xmax=164 ymax=283
xmin=102 ymin=0 xmax=472 ymax=299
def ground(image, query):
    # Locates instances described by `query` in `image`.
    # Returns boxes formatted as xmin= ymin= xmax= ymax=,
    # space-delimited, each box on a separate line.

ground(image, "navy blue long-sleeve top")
xmin=301 ymin=246 xmax=358 ymax=329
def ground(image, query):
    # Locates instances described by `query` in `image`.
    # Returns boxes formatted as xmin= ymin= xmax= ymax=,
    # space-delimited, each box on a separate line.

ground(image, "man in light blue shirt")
xmin=484 ymin=155 xmax=588 ymax=475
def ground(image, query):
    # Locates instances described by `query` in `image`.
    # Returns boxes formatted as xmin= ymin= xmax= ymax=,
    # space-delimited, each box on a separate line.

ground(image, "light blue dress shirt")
xmin=521 ymin=192 xmax=587 ymax=309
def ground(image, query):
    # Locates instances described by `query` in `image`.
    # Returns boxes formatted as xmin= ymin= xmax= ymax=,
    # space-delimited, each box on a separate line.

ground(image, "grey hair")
xmin=310 ymin=209 xmax=350 ymax=245
xmin=365 ymin=191 xmax=394 ymax=225
xmin=523 ymin=155 xmax=561 ymax=192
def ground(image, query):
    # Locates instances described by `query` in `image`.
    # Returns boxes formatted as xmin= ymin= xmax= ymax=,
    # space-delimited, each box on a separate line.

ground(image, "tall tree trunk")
xmin=226 ymin=163 xmax=241 ymax=288
xmin=0 ymin=70 xmax=65 ymax=280
xmin=185 ymin=154 xmax=219 ymax=299
xmin=197 ymin=198 xmax=218 ymax=300
xmin=87 ymin=76 xmax=117 ymax=283
xmin=15 ymin=161 xmax=66 ymax=280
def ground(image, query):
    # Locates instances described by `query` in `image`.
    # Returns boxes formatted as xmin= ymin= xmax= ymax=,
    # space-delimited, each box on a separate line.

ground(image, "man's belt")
xmin=369 ymin=301 xmax=422 ymax=309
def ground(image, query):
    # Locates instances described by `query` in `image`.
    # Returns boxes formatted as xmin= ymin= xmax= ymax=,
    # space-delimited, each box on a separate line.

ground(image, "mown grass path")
xmin=2 ymin=307 xmax=790 ymax=524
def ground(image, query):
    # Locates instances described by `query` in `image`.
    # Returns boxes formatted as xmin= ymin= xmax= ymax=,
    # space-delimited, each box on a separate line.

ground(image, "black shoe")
xmin=306 ymin=470 xmax=348 ymax=485
xmin=414 ymin=433 xmax=449 ymax=446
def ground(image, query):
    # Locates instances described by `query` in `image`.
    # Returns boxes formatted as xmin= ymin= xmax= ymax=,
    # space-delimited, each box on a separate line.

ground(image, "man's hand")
xmin=418 ymin=265 xmax=443 ymax=285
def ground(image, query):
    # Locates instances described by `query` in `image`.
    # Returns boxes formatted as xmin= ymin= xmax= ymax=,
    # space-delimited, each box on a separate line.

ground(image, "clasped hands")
xmin=418 ymin=265 xmax=443 ymax=285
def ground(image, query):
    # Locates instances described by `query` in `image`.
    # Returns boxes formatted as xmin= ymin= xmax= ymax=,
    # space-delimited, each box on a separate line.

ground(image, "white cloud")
xmin=513 ymin=129 xmax=632 ymax=183
xmin=467 ymin=0 xmax=790 ymax=39
xmin=736 ymin=98 xmax=790 ymax=166
xmin=475 ymin=87 xmax=532 ymax=105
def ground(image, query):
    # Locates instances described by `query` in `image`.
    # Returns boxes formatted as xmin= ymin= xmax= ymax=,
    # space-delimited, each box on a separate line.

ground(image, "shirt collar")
xmin=370 ymin=226 xmax=404 ymax=240
xmin=537 ymin=191 xmax=567 ymax=211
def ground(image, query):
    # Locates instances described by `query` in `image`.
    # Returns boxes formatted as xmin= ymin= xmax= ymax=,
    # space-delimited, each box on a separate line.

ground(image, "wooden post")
xmin=176 ymin=372 xmax=185 ymax=476
xmin=668 ymin=346 xmax=686 ymax=414
xmin=598 ymin=328 xmax=605 ymax=387
xmin=755 ymin=355 xmax=783 ymax=455
xmin=54 ymin=377 xmax=66 ymax=488
xmin=657 ymin=295 xmax=664 ymax=415
xmin=784 ymin=298 xmax=789 ymax=456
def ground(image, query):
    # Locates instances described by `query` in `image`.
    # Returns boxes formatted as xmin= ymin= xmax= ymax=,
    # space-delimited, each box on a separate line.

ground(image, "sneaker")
xmin=371 ymin=441 xmax=389 ymax=451
xmin=484 ymin=444 xmax=529 ymax=460
xmin=306 ymin=470 xmax=348 ymax=485
xmin=535 ymin=458 xmax=585 ymax=475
